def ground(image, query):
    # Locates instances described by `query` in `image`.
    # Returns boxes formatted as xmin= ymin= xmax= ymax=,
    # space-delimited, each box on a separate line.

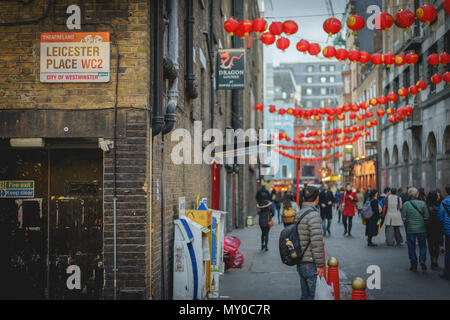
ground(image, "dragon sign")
xmin=217 ymin=49 xmax=245 ymax=90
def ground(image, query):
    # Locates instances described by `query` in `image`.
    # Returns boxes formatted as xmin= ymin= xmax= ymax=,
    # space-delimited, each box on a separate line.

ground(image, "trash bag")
xmin=314 ymin=276 xmax=334 ymax=300
xmin=224 ymin=236 xmax=241 ymax=255
xmin=231 ymin=251 xmax=244 ymax=269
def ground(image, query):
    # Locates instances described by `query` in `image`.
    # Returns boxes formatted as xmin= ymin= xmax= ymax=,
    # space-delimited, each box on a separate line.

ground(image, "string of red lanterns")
xmin=275 ymin=148 xmax=344 ymax=162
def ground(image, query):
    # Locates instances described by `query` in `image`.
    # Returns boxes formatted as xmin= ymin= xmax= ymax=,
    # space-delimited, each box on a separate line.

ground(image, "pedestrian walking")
xmin=256 ymin=184 xmax=271 ymax=204
xmin=418 ymin=187 xmax=427 ymax=202
xmin=334 ymin=187 xmax=344 ymax=223
xmin=271 ymin=191 xmax=282 ymax=224
xmin=319 ymin=183 xmax=334 ymax=236
xmin=384 ymin=188 xmax=404 ymax=246
xmin=365 ymin=190 xmax=382 ymax=246
xmin=402 ymin=187 xmax=429 ymax=272
xmin=280 ymin=192 xmax=299 ymax=227
xmin=295 ymin=186 xmax=325 ymax=300
xmin=426 ymin=191 xmax=443 ymax=270
xmin=340 ymin=184 xmax=359 ymax=237
xmin=256 ymin=199 xmax=274 ymax=252
xmin=379 ymin=187 xmax=390 ymax=210
xmin=400 ymin=186 xmax=411 ymax=204
xmin=356 ymin=188 xmax=365 ymax=217
xmin=438 ymin=184 xmax=450 ymax=281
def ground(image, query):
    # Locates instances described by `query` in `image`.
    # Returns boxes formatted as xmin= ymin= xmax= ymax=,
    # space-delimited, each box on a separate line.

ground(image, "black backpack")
xmin=279 ymin=208 xmax=314 ymax=266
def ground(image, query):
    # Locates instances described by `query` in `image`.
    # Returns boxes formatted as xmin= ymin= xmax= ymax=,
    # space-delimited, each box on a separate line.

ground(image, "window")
xmin=306 ymin=76 xmax=313 ymax=83
xmin=344 ymin=76 xmax=350 ymax=94
xmin=329 ymin=65 xmax=335 ymax=72
xmin=302 ymin=165 xmax=314 ymax=177
xmin=307 ymin=65 xmax=313 ymax=72
xmin=320 ymin=88 xmax=327 ymax=95
xmin=281 ymin=165 xmax=288 ymax=178
xmin=306 ymin=100 xmax=313 ymax=108
xmin=320 ymin=65 xmax=327 ymax=72
xmin=320 ymin=76 xmax=327 ymax=83
xmin=330 ymin=76 xmax=335 ymax=83
xmin=306 ymin=88 xmax=313 ymax=95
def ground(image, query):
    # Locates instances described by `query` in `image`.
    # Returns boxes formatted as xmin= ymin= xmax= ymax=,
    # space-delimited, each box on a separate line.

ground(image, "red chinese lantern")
xmin=234 ymin=27 xmax=246 ymax=39
xmin=269 ymin=21 xmax=283 ymax=36
xmin=395 ymin=10 xmax=415 ymax=32
xmin=359 ymin=51 xmax=371 ymax=65
xmin=388 ymin=115 xmax=397 ymax=124
xmin=308 ymin=43 xmax=321 ymax=56
xmin=384 ymin=53 xmax=395 ymax=68
xmin=408 ymin=85 xmax=419 ymax=95
xmin=365 ymin=111 xmax=374 ymax=118
xmin=337 ymin=114 xmax=345 ymax=121
xmin=378 ymin=96 xmax=388 ymax=105
xmin=327 ymin=115 xmax=335 ymax=122
xmin=366 ymin=121 xmax=373 ymax=129
xmin=404 ymin=105 xmax=413 ymax=116
xmin=369 ymin=98 xmax=378 ymax=106
xmin=405 ymin=52 xmax=419 ymax=65
xmin=376 ymin=109 xmax=385 ymax=117
xmin=397 ymin=108 xmax=404 ymax=116
xmin=371 ymin=119 xmax=378 ymax=126
xmin=398 ymin=87 xmax=408 ymax=97
xmin=358 ymin=125 xmax=365 ymax=131
xmin=386 ymin=107 xmax=395 ymax=115
xmin=239 ymin=20 xmax=253 ymax=36
xmin=335 ymin=48 xmax=348 ymax=61
xmin=343 ymin=104 xmax=351 ymax=112
xmin=269 ymin=105 xmax=276 ymax=113
xmin=357 ymin=114 xmax=365 ymax=121
xmin=444 ymin=71 xmax=450 ymax=83
xmin=252 ymin=18 xmax=268 ymax=35
xmin=348 ymin=50 xmax=361 ymax=62
xmin=276 ymin=37 xmax=290 ymax=51
xmin=347 ymin=14 xmax=365 ymax=34
xmin=371 ymin=53 xmax=384 ymax=66
xmin=396 ymin=114 xmax=405 ymax=122
xmin=395 ymin=54 xmax=406 ymax=67
xmin=260 ymin=32 xmax=276 ymax=45
xmin=294 ymin=108 xmax=301 ymax=117
xmin=323 ymin=17 xmax=342 ymax=36
xmin=287 ymin=107 xmax=294 ymax=115
xmin=319 ymin=107 xmax=327 ymax=115
xmin=335 ymin=107 xmax=343 ymax=115
xmin=416 ymin=5 xmax=437 ymax=25
xmin=374 ymin=12 xmax=394 ymax=31
xmin=323 ymin=46 xmax=336 ymax=59
xmin=315 ymin=115 xmax=322 ymax=122
xmin=278 ymin=108 xmax=286 ymax=115
xmin=445 ymin=0 xmax=450 ymax=15
xmin=387 ymin=92 xmax=398 ymax=103
xmin=256 ymin=103 xmax=264 ymax=111
xmin=428 ymin=53 xmax=440 ymax=66
xmin=283 ymin=20 xmax=298 ymax=35
xmin=431 ymin=74 xmax=443 ymax=85
xmin=416 ymin=80 xmax=427 ymax=91
xmin=351 ymin=104 xmax=360 ymax=112
xmin=440 ymin=52 xmax=450 ymax=65
xmin=296 ymin=39 xmax=310 ymax=53
xmin=349 ymin=112 xmax=356 ymax=120
xmin=224 ymin=18 xmax=239 ymax=35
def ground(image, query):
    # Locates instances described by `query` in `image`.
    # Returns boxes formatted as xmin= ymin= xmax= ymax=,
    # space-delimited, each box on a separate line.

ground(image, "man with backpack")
xmin=438 ymin=184 xmax=450 ymax=280
xmin=402 ymin=187 xmax=430 ymax=272
xmin=296 ymin=186 xmax=325 ymax=300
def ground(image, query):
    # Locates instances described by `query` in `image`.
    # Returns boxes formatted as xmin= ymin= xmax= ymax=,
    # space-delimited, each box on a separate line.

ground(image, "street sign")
xmin=0 ymin=180 xmax=34 ymax=198
xmin=217 ymin=49 xmax=245 ymax=90
xmin=40 ymin=32 xmax=110 ymax=83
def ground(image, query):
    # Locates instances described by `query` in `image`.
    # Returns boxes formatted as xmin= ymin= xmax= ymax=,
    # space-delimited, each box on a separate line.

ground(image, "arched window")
xmin=392 ymin=145 xmax=399 ymax=165
xmin=426 ymin=132 xmax=437 ymax=158
xmin=402 ymin=142 xmax=410 ymax=163
xmin=444 ymin=126 xmax=450 ymax=155
xmin=384 ymin=148 xmax=390 ymax=167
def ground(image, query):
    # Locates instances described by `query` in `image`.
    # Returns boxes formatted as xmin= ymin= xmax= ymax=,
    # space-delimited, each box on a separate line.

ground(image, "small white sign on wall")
xmin=179 ymin=197 xmax=186 ymax=217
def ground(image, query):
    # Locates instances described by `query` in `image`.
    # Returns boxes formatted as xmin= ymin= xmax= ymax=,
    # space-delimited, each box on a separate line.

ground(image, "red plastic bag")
xmin=232 ymin=251 xmax=244 ymax=268
xmin=224 ymin=236 xmax=241 ymax=256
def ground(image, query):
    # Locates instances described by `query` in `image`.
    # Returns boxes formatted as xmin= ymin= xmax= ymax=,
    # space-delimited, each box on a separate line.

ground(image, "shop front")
xmin=353 ymin=159 xmax=377 ymax=191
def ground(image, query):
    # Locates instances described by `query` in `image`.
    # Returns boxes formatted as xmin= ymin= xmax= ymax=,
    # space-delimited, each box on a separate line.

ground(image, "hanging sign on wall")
xmin=217 ymin=49 xmax=245 ymax=90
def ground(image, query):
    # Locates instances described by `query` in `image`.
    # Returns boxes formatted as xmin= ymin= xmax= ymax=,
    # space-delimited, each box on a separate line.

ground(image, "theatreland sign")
xmin=40 ymin=32 xmax=110 ymax=83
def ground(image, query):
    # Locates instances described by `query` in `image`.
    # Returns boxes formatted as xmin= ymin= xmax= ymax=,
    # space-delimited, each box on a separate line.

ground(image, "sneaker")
xmin=265 ymin=247 xmax=269 ymax=251
xmin=410 ymin=265 xmax=418 ymax=272
xmin=420 ymin=261 xmax=427 ymax=271
xmin=347 ymin=232 xmax=352 ymax=237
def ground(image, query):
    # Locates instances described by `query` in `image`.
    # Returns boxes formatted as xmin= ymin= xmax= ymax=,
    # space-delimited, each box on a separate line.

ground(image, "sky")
xmin=263 ymin=0 xmax=349 ymax=66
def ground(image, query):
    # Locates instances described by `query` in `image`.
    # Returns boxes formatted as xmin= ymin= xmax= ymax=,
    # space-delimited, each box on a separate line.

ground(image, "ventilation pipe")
xmin=152 ymin=0 xmax=165 ymax=136
xmin=186 ymin=0 xmax=198 ymax=99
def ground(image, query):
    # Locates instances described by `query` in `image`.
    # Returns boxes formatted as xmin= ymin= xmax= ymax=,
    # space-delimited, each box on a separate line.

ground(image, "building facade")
xmin=0 ymin=0 xmax=263 ymax=300
xmin=379 ymin=0 xmax=449 ymax=192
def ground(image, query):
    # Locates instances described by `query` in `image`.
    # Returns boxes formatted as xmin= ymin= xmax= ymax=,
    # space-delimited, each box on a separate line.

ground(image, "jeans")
xmin=427 ymin=234 xmax=441 ymax=264
xmin=342 ymin=216 xmax=353 ymax=234
xmin=406 ymin=233 xmax=427 ymax=268
xmin=322 ymin=218 xmax=331 ymax=234
xmin=272 ymin=203 xmax=280 ymax=223
xmin=260 ymin=226 xmax=269 ymax=249
xmin=445 ymin=235 xmax=450 ymax=277
xmin=393 ymin=226 xmax=404 ymax=244
xmin=297 ymin=263 xmax=317 ymax=300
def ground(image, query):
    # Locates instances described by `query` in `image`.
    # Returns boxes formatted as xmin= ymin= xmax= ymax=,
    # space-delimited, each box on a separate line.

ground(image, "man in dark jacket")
xmin=296 ymin=186 xmax=324 ymax=300
xmin=319 ymin=183 xmax=334 ymax=236
xmin=438 ymin=184 xmax=450 ymax=280
xmin=256 ymin=185 xmax=270 ymax=204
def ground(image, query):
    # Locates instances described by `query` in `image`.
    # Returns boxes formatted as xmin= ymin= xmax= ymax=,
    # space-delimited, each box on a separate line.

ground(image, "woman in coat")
xmin=280 ymin=193 xmax=299 ymax=227
xmin=356 ymin=188 xmax=365 ymax=217
xmin=366 ymin=190 xmax=381 ymax=246
xmin=257 ymin=200 xmax=273 ymax=251
xmin=426 ymin=191 xmax=443 ymax=269
xmin=384 ymin=188 xmax=404 ymax=246
xmin=339 ymin=184 xmax=359 ymax=236
xmin=319 ymin=184 xmax=334 ymax=235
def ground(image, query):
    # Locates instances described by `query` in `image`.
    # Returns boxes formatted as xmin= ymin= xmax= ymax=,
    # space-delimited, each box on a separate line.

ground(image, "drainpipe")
xmin=186 ymin=0 xmax=198 ymax=100
xmin=162 ymin=0 xmax=179 ymax=135
xmin=209 ymin=0 xmax=215 ymax=130
xmin=152 ymin=0 xmax=165 ymax=136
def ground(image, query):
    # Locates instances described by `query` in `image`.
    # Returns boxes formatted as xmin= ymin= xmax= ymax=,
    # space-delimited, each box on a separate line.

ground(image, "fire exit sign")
xmin=0 ymin=180 xmax=35 ymax=198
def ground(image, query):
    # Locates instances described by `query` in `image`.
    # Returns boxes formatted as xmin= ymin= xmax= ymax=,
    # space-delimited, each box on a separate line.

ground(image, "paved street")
xmin=220 ymin=210 xmax=450 ymax=300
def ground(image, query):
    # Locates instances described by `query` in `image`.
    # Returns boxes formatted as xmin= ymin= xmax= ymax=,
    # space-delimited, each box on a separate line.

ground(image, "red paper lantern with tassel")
xmin=323 ymin=46 xmax=336 ymax=59
xmin=395 ymin=54 xmax=406 ymax=67
xmin=269 ymin=21 xmax=283 ymax=36
xmin=308 ymin=43 xmax=321 ymax=56
xmin=347 ymin=14 xmax=365 ymax=34
xmin=348 ymin=50 xmax=361 ymax=62
xmin=323 ymin=17 xmax=342 ymax=36
xmin=444 ymin=71 xmax=450 ymax=83
xmin=384 ymin=53 xmax=395 ymax=68
xmin=428 ymin=53 xmax=440 ymax=66
xmin=405 ymin=52 xmax=419 ymax=65
xmin=283 ymin=20 xmax=299 ymax=35
xmin=416 ymin=5 xmax=437 ymax=25
xmin=371 ymin=53 xmax=384 ymax=66
xmin=359 ymin=51 xmax=371 ymax=65
xmin=252 ymin=18 xmax=268 ymax=34
xmin=394 ymin=10 xmax=415 ymax=33
xmin=335 ymin=48 xmax=349 ymax=61
xmin=239 ymin=20 xmax=253 ymax=36
xmin=374 ymin=12 xmax=394 ymax=31
xmin=260 ymin=32 xmax=276 ymax=45
xmin=276 ymin=37 xmax=290 ymax=51
xmin=224 ymin=18 xmax=239 ymax=35
xmin=408 ymin=85 xmax=419 ymax=95
xmin=398 ymin=87 xmax=408 ymax=98
xmin=416 ymin=80 xmax=427 ymax=91
xmin=296 ymin=39 xmax=310 ymax=53
xmin=431 ymin=74 xmax=443 ymax=85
